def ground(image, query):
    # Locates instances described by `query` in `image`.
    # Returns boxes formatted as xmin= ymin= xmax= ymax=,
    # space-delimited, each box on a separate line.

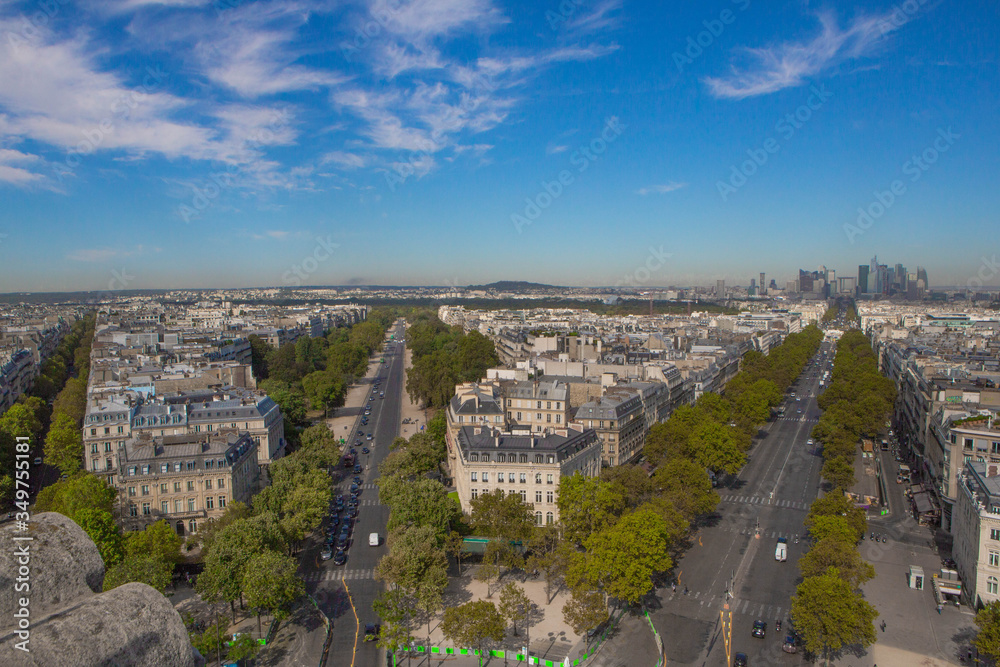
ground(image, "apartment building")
xmin=452 ymin=423 xmax=601 ymax=525
xmin=445 ymin=381 xmax=506 ymax=471
xmin=116 ymin=431 xmax=259 ymax=535
xmin=0 ymin=349 xmax=37 ymax=414
xmin=85 ymin=387 xmax=285 ymax=477
xmin=573 ymin=390 xmax=645 ymax=466
xmin=931 ymin=411 xmax=1000 ymax=530
xmin=504 ymin=380 xmax=571 ymax=433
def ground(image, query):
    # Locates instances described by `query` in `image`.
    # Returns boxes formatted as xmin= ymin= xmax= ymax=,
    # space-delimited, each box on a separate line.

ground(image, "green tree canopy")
xmin=441 ymin=600 xmax=506 ymax=659
xmin=790 ymin=567 xmax=877 ymax=658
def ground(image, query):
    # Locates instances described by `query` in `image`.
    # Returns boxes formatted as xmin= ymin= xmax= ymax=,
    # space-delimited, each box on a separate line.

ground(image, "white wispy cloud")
xmin=0 ymin=148 xmax=45 ymax=185
xmin=546 ymin=144 xmax=568 ymax=155
xmin=251 ymin=230 xmax=291 ymax=240
xmin=564 ymin=0 xmax=622 ymax=37
xmin=636 ymin=182 xmax=688 ymax=195
xmin=321 ymin=151 xmax=368 ymax=169
xmin=704 ymin=12 xmax=893 ymax=99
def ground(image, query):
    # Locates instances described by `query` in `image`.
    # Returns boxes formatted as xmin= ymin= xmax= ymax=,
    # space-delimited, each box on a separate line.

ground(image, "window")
xmin=556 ymin=402 xmax=561 ymax=409
xmin=118 ymin=426 xmax=124 ymax=434
xmin=520 ymin=490 xmax=527 ymax=501
xmin=128 ymin=486 xmax=136 ymax=497
xmin=90 ymin=428 xmax=97 ymax=436
xmin=482 ymin=472 xmax=489 ymax=483
xmin=516 ymin=412 xmax=522 ymax=421
xmin=141 ymin=465 xmax=150 ymax=475
xmin=218 ymin=479 xmax=225 ymax=489
xmin=187 ymin=481 xmax=195 ymax=492
xmin=993 ymin=442 xmax=1000 ymax=455
xmin=173 ymin=482 xmax=181 ymax=493
xmin=188 ymin=499 xmax=196 ymax=512
xmin=206 ymin=496 xmax=214 ymax=510
xmin=188 ymin=519 xmax=197 ymax=534
xmin=537 ymin=401 xmax=542 ymax=409
xmin=141 ymin=485 xmax=150 ymax=496
xmin=106 ymin=458 xmax=113 ymax=471
xmin=990 ymin=577 xmax=999 ymax=595
xmin=161 ymin=501 xmax=169 ymax=514
xmin=520 ymin=473 xmax=527 ymax=484
xmin=535 ymin=491 xmax=542 ymax=503
xmin=498 ymin=489 xmax=505 ymax=498
xmin=142 ymin=502 xmax=151 ymax=516
xmin=535 ymin=455 xmax=544 ymax=464
xmin=992 ymin=529 xmax=1000 ymax=541
xmin=535 ymin=473 xmax=542 ymax=484
xmin=508 ymin=473 xmax=516 ymax=483
xmin=205 ymin=479 xmax=212 ymax=490
xmin=520 ymin=454 xmax=528 ymax=463
xmin=175 ymin=500 xmax=183 ymax=513
xmin=173 ymin=463 xmax=182 ymax=472
xmin=471 ymin=472 xmax=478 ymax=482
xmin=129 ymin=504 xmax=137 ymax=517
xmin=90 ymin=443 xmax=98 ymax=454
xmin=546 ymin=512 xmax=554 ymax=525
xmin=471 ymin=489 xmax=478 ymax=500
xmin=546 ymin=401 xmax=551 ymax=409
xmin=536 ymin=413 xmax=542 ymax=421
xmin=546 ymin=474 xmax=554 ymax=484
xmin=535 ymin=512 xmax=543 ymax=526
xmin=498 ymin=454 xmax=506 ymax=463
xmin=546 ymin=491 xmax=554 ymax=504
xmin=104 ymin=442 xmax=112 ymax=452
xmin=966 ymin=438 xmax=975 ymax=451
xmin=547 ymin=455 xmax=555 ymax=464
xmin=471 ymin=453 xmax=479 ymax=462
xmin=990 ymin=552 xmax=1000 ymax=567
xmin=218 ymin=496 xmax=226 ymax=508
xmin=482 ymin=454 xmax=490 ymax=463
xmin=160 ymin=463 xmax=169 ymax=473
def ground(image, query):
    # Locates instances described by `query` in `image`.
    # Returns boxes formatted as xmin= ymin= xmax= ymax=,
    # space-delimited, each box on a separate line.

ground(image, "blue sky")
xmin=0 ymin=0 xmax=996 ymax=292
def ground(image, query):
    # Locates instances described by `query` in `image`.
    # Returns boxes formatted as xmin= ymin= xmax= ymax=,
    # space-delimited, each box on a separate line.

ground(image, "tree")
xmin=44 ymin=412 xmax=83 ymax=476
xmin=374 ymin=588 xmax=415 ymax=657
xmin=821 ymin=457 xmax=856 ymax=490
xmin=577 ymin=507 xmax=673 ymax=606
xmin=498 ymin=582 xmax=531 ymax=637
xmin=227 ymin=633 xmax=260 ymax=666
xmin=690 ymin=422 xmax=747 ymax=476
xmin=198 ymin=501 xmax=252 ymax=556
xmin=441 ymin=600 xmax=506 ymax=665
xmin=243 ymin=550 xmax=304 ymax=631
xmin=125 ymin=519 xmax=183 ymax=567
xmin=790 ymin=567 xmax=877 ymax=663
xmin=247 ymin=334 xmax=271 ymax=380
xmin=975 ymin=601 xmax=1000 ymax=662
xmin=35 ymin=473 xmax=117 ymax=519
xmin=74 ymin=508 xmax=124 ymax=568
xmin=375 ymin=525 xmax=449 ymax=614
xmin=53 ymin=377 xmax=87 ymax=425
xmin=651 ymin=458 xmax=719 ymax=522
xmin=103 ymin=555 xmax=173 ymax=593
xmin=258 ymin=379 xmax=307 ymax=426
xmin=380 ymin=477 xmax=458 ymax=537
xmin=556 ymin=475 xmax=626 ymax=546
xmin=807 ymin=514 xmax=859 ymax=545
xmin=445 ymin=530 xmax=466 ymax=575
xmin=562 ymin=586 xmax=608 ymax=646
xmin=302 ymin=369 xmax=345 ymax=415
xmin=798 ymin=537 xmax=875 ymax=588
xmin=806 ymin=494 xmax=866 ymax=542
xmin=190 ymin=621 xmax=229 ymax=665
xmin=601 ymin=465 xmax=655 ymax=509
xmin=470 ymin=489 xmax=535 ymax=544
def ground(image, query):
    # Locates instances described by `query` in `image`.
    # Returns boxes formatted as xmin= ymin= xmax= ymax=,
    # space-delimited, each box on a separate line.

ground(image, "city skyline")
xmin=0 ymin=0 xmax=997 ymax=291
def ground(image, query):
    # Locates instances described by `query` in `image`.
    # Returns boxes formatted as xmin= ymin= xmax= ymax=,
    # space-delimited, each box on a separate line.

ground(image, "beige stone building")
xmin=504 ymin=380 xmax=572 ymax=433
xmin=116 ymin=431 xmax=259 ymax=535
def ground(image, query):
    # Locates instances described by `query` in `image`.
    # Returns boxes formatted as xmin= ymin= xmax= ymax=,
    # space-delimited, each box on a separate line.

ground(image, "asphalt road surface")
xmin=301 ymin=320 xmax=406 ymax=667
xmin=654 ymin=340 xmax=836 ymax=667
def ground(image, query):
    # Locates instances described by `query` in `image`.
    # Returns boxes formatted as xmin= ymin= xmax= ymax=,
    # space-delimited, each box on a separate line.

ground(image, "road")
xmin=655 ymin=339 xmax=836 ymax=666
xmin=300 ymin=319 xmax=406 ymax=667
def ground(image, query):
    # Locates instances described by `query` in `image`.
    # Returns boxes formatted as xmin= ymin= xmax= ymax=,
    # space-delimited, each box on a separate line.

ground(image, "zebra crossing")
xmin=720 ymin=494 xmax=808 ymax=510
xmin=670 ymin=589 xmax=786 ymax=621
xmin=774 ymin=416 xmax=818 ymax=423
xmin=304 ymin=568 xmax=374 ymax=582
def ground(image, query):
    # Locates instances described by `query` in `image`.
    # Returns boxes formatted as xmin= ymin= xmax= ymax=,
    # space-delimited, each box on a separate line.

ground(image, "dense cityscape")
xmin=1 ymin=1 xmax=998 ymax=667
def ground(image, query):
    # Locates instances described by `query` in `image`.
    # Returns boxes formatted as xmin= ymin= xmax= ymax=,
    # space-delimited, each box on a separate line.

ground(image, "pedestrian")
xmin=937 ymin=604 xmax=943 ymax=614
xmin=672 ymin=583 xmax=676 ymax=592
xmin=684 ymin=586 xmax=689 ymax=595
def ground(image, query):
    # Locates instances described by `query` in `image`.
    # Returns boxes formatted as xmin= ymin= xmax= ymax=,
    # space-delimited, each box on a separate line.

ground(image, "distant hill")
xmin=465 ymin=281 xmax=561 ymax=291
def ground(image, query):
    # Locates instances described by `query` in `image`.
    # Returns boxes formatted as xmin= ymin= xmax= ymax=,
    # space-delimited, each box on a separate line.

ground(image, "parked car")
xmin=733 ymin=652 xmax=748 ymax=666
xmin=333 ymin=549 xmax=347 ymax=566
xmin=361 ymin=447 xmax=369 ymax=455
xmin=354 ymin=464 xmax=363 ymax=474
xmin=320 ymin=547 xmax=333 ymax=561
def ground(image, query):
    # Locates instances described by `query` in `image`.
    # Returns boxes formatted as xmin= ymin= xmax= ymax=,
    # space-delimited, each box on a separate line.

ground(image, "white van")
xmin=775 ymin=538 xmax=787 ymax=562
xmin=369 ymin=532 xmax=380 ymax=547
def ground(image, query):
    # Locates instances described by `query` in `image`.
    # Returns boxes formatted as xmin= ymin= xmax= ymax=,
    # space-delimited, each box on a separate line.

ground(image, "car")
xmin=733 ymin=652 xmax=748 ymax=667
xmin=361 ymin=447 xmax=369 ymax=455
xmin=320 ymin=547 xmax=333 ymax=561
xmin=342 ymin=517 xmax=353 ymax=531
xmin=348 ymin=496 xmax=359 ymax=507
xmin=797 ymin=409 xmax=801 ymax=414
xmin=357 ymin=430 xmax=364 ymax=437
xmin=806 ymin=439 xmax=814 ymax=445
xmin=33 ymin=457 xmax=42 ymax=466
xmin=751 ymin=620 xmax=766 ymax=638
xmin=353 ymin=475 xmax=363 ymax=485
xmin=354 ymin=464 xmax=363 ymax=474
xmin=366 ymin=433 xmax=373 ymax=440
xmin=345 ymin=507 xmax=358 ymax=519
xmin=364 ymin=623 xmax=381 ymax=642
xmin=324 ymin=533 xmax=337 ymax=546
xmin=782 ymin=635 xmax=798 ymax=653
xmin=350 ymin=483 xmax=359 ymax=494
xmin=333 ymin=549 xmax=347 ymax=566
xmin=336 ymin=534 xmax=350 ymax=548
xmin=775 ymin=538 xmax=787 ymax=562
xmin=329 ymin=515 xmax=340 ymax=527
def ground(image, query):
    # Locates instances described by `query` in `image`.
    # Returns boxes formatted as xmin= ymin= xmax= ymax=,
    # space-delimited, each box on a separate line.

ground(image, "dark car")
xmin=336 ymin=534 xmax=349 ymax=548
xmin=782 ymin=635 xmax=798 ymax=653
xmin=353 ymin=476 xmax=363 ymax=485
xmin=361 ymin=446 xmax=369 ymax=455
xmin=324 ymin=533 xmax=337 ymax=546
xmin=364 ymin=623 xmax=380 ymax=642
xmin=345 ymin=507 xmax=358 ymax=519
xmin=329 ymin=515 xmax=340 ymax=528
xmin=357 ymin=430 xmax=364 ymax=437
xmin=333 ymin=549 xmax=347 ymax=566
xmin=350 ymin=483 xmax=359 ymax=494
xmin=348 ymin=496 xmax=359 ymax=508
xmin=751 ymin=621 xmax=766 ymax=638
xmin=354 ymin=464 xmax=363 ymax=474
xmin=733 ymin=652 xmax=748 ymax=666
xmin=342 ymin=517 xmax=353 ymax=532
xmin=366 ymin=433 xmax=373 ymax=440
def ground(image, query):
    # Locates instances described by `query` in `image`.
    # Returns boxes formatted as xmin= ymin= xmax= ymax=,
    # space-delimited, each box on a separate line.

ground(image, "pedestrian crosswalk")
xmin=720 ymin=494 xmax=809 ymax=510
xmin=304 ymin=568 xmax=374 ymax=582
xmin=670 ymin=590 xmax=787 ymax=621
xmin=774 ymin=416 xmax=818 ymax=423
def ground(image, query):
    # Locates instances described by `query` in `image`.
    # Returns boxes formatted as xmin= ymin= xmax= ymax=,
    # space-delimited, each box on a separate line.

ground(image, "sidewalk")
xmin=326 ymin=355 xmax=382 ymax=446
xmin=399 ymin=346 xmax=431 ymax=440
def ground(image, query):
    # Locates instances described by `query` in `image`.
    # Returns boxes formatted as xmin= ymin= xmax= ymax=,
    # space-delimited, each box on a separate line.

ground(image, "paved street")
xmin=297 ymin=320 xmax=406 ymax=667
xmin=653 ymin=341 xmax=835 ymax=666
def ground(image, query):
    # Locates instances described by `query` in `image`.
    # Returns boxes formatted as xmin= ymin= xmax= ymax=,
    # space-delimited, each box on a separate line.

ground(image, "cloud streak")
xmin=636 ymin=182 xmax=688 ymax=195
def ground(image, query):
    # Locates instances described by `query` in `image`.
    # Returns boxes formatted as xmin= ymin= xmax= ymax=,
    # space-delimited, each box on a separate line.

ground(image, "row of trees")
xmin=248 ymin=309 xmax=396 ymax=436
xmin=645 ymin=325 xmax=825 ymax=475
xmin=0 ymin=313 xmax=96 ymax=505
xmin=811 ymin=330 xmax=897 ymax=491
xmin=405 ymin=313 xmax=500 ymax=408
xmin=790 ymin=494 xmax=877 ymax=662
